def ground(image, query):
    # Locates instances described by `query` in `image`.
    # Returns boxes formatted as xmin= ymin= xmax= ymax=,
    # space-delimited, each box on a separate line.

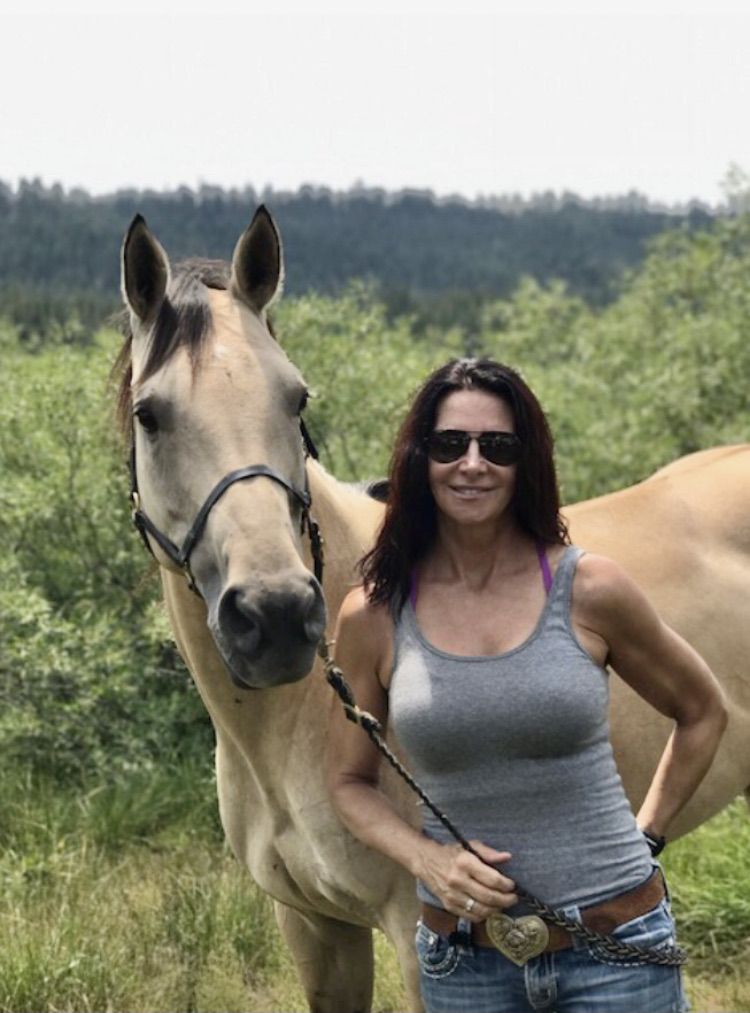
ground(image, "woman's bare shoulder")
xmin=336 ymin=585 xmax=395 ymax=686
xmin=573 ymin=551 xmax=636 ymax=605
xmin=339 ymin=585 xmax=393 ymax=626
xmin=572 ymin=551 xmax=656 ymax=640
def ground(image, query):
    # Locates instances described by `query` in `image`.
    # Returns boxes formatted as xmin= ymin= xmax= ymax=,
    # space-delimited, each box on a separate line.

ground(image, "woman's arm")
xmin=326 ymin=586 xmax=518 ymax=920
xmin=574 ymin=554 xmax=729 ymax=838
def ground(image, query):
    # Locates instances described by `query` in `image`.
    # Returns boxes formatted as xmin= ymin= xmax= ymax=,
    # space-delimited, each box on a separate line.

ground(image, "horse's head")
xmin=119 ymin=207 xmax=326 ymax=690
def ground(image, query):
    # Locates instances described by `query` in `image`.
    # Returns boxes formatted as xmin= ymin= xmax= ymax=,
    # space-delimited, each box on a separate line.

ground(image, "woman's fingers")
xmin=463 ymin=842 xmax=516 ymax=893
xmin=442 ymin=842 xmax=518 ymax=916
xmin=469 ymin=840 xmax=512 ymax=865
xmin=418 ymin=839 xmax=519 ymax=916
xmin=445 ymin=879 xmax=519 ymax=915
xmin=457 ymin=841 xmax=516 ymax=893
xmin=445 ymin=889 xmax=519 ymax=920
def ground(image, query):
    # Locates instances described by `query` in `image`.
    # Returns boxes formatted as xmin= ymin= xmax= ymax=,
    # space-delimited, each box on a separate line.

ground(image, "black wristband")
xmin=643 ymin=830 xmax=667 ymax=857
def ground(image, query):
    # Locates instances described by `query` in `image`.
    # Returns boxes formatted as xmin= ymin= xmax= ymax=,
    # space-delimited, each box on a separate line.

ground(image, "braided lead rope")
xmin=319 ymin=642 xmax=687 ymax=967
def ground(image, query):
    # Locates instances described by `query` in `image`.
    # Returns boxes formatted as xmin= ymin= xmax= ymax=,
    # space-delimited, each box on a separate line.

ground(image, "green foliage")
xmin=0 ymin=553 xmax=209 ymax=780
xmin=0 ymin=771 xmax=747 ymax=1012
xmin=0 ymin=333 xmax=140 ymax=611
xmin=0 ymin=283 xmax=114 ymax=350
xmin=663 ymin=802 xmax=750 ymax=969
xmin=475 ymin=215 xmax=750 ymax=503
xmin=277 ymin=281 xmax=462 ymax=480
xmin=1 ymin=210 xmax=749 ymax=784
xmin=0 ymin=768 xmax=293 ymax=1013
xmin=0 ymin=177 xmax=715 ymax=314
xmin=0 ymin=333 xmax=210 ymax=780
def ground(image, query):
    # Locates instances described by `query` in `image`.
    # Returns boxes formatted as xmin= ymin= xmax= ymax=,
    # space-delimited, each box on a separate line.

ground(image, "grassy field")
xmin=1 ymin=763 xmax=748 ymax=1013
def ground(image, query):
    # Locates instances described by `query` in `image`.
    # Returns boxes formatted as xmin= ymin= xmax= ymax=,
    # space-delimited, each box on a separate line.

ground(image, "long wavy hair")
xmin=359 ymin=358 xmax=569 ymax=611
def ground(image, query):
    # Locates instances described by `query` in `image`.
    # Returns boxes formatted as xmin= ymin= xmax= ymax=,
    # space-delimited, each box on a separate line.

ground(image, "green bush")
xmin=0 ymin=555 xmax=209 ymax=780
xmin=276 ymin=281 xmax=462 ymax=479
xmin=0 ymin=333 xmax=210 ymax=780
xmin=1 ymin=213 xmax=749 ymax=782
xmin=476 ymin=215 xmax=750 ymax=502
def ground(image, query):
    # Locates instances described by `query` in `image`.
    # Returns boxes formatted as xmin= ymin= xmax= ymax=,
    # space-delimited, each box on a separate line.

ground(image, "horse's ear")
xmin=231 ymin=205 xmax=284 ymax=315
xmin=121 ymin=214 xmax=171 ymax=323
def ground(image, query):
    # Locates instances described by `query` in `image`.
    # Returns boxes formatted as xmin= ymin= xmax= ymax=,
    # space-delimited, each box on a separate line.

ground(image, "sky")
xmin=4 ymin=0 xmax=749 ymax=207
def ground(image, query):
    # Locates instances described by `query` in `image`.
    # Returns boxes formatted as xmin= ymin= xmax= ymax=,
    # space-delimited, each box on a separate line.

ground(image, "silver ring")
xmin=465 ymin=897 xmax=476 ymax=913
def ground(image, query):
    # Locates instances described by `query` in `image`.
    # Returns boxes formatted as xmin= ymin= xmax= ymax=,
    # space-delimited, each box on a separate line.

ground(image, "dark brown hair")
xmin=360 ymin=357 xmax=569 ymax=610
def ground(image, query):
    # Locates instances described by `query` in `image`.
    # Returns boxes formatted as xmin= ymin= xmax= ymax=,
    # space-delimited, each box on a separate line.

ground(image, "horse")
xmin=117 ymin=206 xmax=750 ymax=1013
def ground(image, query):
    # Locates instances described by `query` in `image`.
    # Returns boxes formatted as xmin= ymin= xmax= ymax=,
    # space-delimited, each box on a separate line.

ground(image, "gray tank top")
xmin=389 ymin=545 xmax=653 ymax=911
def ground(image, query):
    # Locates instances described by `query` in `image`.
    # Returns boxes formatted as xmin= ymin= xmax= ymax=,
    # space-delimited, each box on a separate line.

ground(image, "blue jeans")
xmin=415 ymin=898 xmax=688 ymax=1013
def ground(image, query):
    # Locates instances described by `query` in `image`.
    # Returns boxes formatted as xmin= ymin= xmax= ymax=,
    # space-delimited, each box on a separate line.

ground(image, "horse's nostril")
xmin=221 ymin=589 xmax=264 ymax=659
xmin=236 ymin=624 xmax=262 ymax=658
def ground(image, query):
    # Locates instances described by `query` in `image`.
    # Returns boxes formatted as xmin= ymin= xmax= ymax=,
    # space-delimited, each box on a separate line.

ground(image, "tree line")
xmin=0 ymin=179 xmax=717 ymax=343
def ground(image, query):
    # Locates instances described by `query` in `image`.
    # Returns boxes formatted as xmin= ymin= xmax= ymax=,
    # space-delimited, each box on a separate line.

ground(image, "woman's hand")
xmin=416 ymin=838 xmax=518 ymax=922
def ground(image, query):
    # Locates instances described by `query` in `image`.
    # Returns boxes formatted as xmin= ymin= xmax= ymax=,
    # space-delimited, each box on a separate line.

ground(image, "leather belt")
xmin=421 ymin=869 xmax=665 ymax=953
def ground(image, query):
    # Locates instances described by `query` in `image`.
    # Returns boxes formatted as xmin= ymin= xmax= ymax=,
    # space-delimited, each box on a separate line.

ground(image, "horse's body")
xmin=119 ymin=209 xmax=750 ymax=1013
xmin=569 ymin=444 xmax=750 ymax=837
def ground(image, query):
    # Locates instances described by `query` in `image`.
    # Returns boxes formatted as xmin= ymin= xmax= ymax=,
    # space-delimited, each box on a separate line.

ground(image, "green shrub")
xmin=0 ymin=333 xmax=210 ymax=780
xmin=1 ymin=214 xmax=749 ymax=782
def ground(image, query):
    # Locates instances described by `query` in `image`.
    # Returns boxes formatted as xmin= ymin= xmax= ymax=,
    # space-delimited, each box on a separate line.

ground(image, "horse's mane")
xmin=113 ymin=259 xmax=275 ymax=439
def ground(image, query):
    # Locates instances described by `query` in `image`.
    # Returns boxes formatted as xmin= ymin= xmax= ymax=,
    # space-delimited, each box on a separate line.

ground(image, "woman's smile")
xmin=429 ymin=388 xmax=517 ymax=526
xmin=448 ymin=484 xmax=495 ymax=499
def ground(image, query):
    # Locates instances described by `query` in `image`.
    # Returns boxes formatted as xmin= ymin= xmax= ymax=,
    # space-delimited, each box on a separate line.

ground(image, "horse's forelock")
xmin=114 ymin=258 xmax=233 ymax=438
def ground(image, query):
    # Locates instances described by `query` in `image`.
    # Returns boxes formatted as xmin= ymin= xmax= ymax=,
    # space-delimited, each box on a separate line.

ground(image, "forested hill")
xmin=0 ymin=180 xmax=715 ymax=313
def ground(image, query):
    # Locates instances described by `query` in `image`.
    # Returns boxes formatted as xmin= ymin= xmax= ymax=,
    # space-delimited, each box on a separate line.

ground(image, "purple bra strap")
xmin=409 ymin=569 xmax=419 ymax=610
xmin=536 ymin=540 xmax=553 ymax=595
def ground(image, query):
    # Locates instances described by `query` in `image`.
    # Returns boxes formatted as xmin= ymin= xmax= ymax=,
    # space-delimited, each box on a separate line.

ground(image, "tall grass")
xmin=662 ymin=802 xmax=750 ymax=1012
xmin=0 ymin=761 xmax=292 ymax=1013
xmin=1 ymin=764 xmax=747 ymax=1012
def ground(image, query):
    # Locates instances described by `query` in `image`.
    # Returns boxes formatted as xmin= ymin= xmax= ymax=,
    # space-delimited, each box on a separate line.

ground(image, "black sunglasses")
xmin=424 ymin=430 xmax=522 ymax=466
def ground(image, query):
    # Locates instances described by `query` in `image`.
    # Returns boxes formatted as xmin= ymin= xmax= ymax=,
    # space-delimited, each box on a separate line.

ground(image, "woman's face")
xmin=427 ymin=388 xmax=517 ymax=529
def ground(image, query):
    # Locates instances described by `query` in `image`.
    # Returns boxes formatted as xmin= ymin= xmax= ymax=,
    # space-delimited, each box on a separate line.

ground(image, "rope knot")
xmin=342 ymin=703 xmax=383 ymax=732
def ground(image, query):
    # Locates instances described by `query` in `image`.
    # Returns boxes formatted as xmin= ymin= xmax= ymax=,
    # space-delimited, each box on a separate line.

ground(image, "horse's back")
xmin=566 ymin=444 xmax=750 ymax=831
xmin=567 ymin=444 xmax=750 ymax=560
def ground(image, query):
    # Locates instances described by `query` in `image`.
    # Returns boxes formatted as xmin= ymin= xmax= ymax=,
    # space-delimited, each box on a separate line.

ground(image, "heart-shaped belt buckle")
xmin=485 ymin=913 xmax=550 ymax=966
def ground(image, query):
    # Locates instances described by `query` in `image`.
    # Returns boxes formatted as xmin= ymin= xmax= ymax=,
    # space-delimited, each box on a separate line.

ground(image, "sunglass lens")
xmin=479 ymin=434 xmax=521 ymax=465
xmin=427 ymin=432 xmax=468 ymax=463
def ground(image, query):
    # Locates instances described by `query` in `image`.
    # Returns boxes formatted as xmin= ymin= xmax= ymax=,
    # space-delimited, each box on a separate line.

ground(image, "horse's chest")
xmin=231 ymin=795 xmax=384 ymax=923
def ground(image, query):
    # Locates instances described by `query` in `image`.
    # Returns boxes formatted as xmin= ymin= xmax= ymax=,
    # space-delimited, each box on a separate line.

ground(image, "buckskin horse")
xmin=117 ymin=207 xmax=750 ymax=1013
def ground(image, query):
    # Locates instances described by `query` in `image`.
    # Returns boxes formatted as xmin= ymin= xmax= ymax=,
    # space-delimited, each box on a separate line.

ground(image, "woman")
xmin=327 ymin=358 xmax=727 ymax=1013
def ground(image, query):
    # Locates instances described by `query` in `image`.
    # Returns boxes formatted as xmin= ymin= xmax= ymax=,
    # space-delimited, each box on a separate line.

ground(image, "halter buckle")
xmin=182 ymin=561 xmax=201 ymax=596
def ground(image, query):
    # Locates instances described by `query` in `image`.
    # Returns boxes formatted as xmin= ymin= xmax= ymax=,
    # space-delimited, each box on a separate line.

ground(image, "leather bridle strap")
xmin=129 ymin=421 xmax=318 ymax=593
xmin=299 ymin=416 xmax=319 ymax=461
xmin=132 ymin=463 xmax=310 ymax=565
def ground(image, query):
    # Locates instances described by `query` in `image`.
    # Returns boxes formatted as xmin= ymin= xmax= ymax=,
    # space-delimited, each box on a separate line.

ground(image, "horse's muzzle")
xmin=209 ymin=572 xmax=326 ymax=689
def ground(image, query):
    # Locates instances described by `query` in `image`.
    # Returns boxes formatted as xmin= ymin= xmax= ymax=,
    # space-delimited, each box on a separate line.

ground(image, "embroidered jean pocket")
xmin=585 ymin=899 xmax=678 ymax=967
xmin=415 ymin=920 xmax=462 ymax=979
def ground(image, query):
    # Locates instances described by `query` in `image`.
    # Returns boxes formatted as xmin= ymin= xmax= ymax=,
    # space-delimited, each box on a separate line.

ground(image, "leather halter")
xmin=129 ymin=417 xmax=322 ymax=594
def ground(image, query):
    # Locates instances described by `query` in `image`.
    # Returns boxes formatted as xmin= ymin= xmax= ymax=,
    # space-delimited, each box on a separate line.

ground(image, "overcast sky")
xmin=4 ymin=0 xmax=749 ymax=206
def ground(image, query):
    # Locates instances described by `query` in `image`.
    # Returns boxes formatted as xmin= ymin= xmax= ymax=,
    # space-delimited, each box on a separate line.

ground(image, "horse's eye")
xmin=298 ymin=390 xmax=309 ymax=414
xmin=134 ymin=406 xmax=159 ymax=434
